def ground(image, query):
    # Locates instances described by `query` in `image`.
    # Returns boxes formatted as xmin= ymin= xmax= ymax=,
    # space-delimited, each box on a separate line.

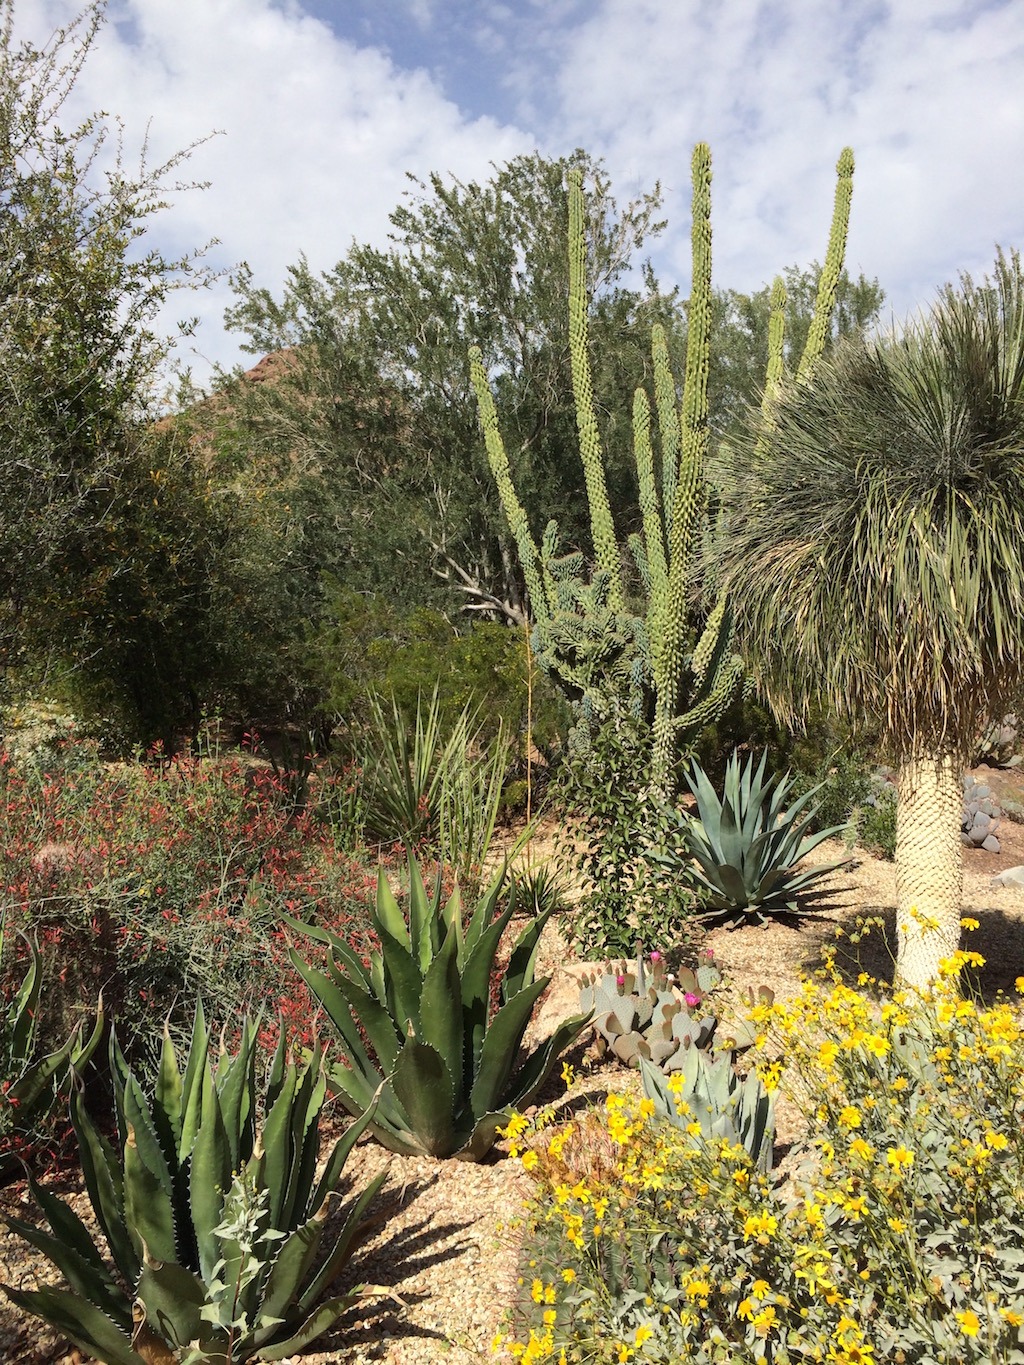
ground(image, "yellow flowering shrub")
xmin=497 ymin=949 xmax=1024 ymax=1364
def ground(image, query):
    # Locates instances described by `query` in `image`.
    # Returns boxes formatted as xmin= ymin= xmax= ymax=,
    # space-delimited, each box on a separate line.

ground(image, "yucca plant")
xmin=1 ymin=1006 xmax=387 ymax=1364
xmin=654 ymin=750 xmax=850 ymax=925
xmin=1 ymin=925 xmax=104 ymax=1184
xmin=285 ymin=856 xmax=590 ymax=1160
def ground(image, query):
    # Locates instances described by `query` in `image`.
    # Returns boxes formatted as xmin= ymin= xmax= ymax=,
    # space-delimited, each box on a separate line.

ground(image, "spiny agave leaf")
xmin=502 ymin=896 xmax=557 ymax=1002
xmin=134 ymin=1253 xmax=208 ymax=1353
xmin=214 ymin=1025 xmax=257 ymax=1172
xmin=390 ymin=1040 xmax=456 ymax=1158
xmin=179 ymin=1004 xmax=210 ymax=1159
xmin=24 ymin=1170 xmax=130 ymax=1324
xmin=249 ymin=1207 xmax=328 ymax=1346
xmin=152 ymin=1028 xmax=183 ymax=1163
xmin=460 ymin=893 xmax=522 ymax=1070
xmin=256 ymin=1291 xmax=368 ymax=1361
xmin=1 ymin=1284 xmax=145 ymax=1365
xmin=417 ymin=920 xmax=463 ymax=1084
xmin=292 ymin=952 xmax=399 ymax=1078
xmin=310 ymin=1086 xmax=384 ymax=1212
xmin=259 ymin=1061 xmax=300 ymax=1232
xmin=71 ymin=1088 xmax=139 ymax=1285
xmin=294 ymin=1168 xmax=390 ymax=1314
xmin=2 ymin=1213 xmax=130 ymax=1331
xmin=188 ymin=1072 xmax=230 ymax=1282
xmin=373 ymin=866 xmax=411 ymax=952
xmin=376 ymin=921 xmax=425 ymax=1038
xmin=468 ymin=978 xmax=549 ymax=1119
xmin=502 ymin=1012 xmax=592 ymax=1116
xmin=124 ymin=1122 xmax=177 ymax=1267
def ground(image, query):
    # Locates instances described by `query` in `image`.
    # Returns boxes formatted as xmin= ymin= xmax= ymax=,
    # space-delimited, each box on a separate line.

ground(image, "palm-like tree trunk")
xmin=894 ymin=753 xmax=963 ymax=989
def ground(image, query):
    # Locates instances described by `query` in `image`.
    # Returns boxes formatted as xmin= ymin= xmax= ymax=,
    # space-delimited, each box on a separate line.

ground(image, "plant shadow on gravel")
xmin=798 ymin=903 xmax=1024 ymax=1001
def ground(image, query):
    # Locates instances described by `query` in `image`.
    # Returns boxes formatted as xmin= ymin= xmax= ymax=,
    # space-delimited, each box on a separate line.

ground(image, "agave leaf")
xmin=124 ymin=1122 xmax=177 ymax=1267
xmin=468 ymin=978 xmax=549 ymax=1119
xmin=71 ymin=1088 xmax=139 ymax=1285
xmin=390 ymin=1040 xmax=456 ymax=1158
xmin=259 ymin=1060 xmax=300 ymax=1233
xmin=502 ymin=1012 xmax=592 ymax=1115
xmin=3 ymin=1213 xmax=131 ymax=1330
xmin=215 ymin=1023 xmax=257 ymax=1172
xmin=134 ymin=1254 xmax=208 ymax=1352
xmin=188 ymin=1068 xmax=231 ymax=1282
xmin=1 ymin=1284 xmax=145 ymax=1365
xmin=257 ymin=1292 xmax=366 ymax=1361
xmin=502 ymin=897 xmax=558 ymax=1002
xmin=417 ymin=919 xmax=463 ymax=1084
xmin=373 ymin=866 xmax=411 ymax=951
xmin=249 ymin=1207 xmax=327 ymax=1346
xmin=293 ymin=953 xmax=399 ymax=1078
xmin=375 ymin=923 xmax=424 ymax=1039
xmin=179 ymin=1003 xmax=210 ymax=1159
xmin=294 ymin=1168 xmax=389 ymax=1315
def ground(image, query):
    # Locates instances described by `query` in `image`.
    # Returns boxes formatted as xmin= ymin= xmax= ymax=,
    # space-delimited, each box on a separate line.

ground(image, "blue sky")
xmin=13 ymin=0 xmax=1024 ymax=388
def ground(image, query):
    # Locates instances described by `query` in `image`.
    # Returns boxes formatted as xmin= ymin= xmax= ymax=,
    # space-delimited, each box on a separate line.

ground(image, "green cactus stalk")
xmin=762 ymin=275 xmax=788 ymax=416
xmin=796 ymin=147 xmax=855 ymax=382
xmin=468 ymin=346 xmax=550 ymax=621
xmin=567 ymin=168 xmax=623 ymax=611
xmin=651 ymin=322 xmax=681 ymax=535
xmin=470 ymin=144 xmax=855 ymax=786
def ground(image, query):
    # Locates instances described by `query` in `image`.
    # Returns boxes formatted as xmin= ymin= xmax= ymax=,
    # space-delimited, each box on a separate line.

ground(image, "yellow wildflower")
xmin=954 ymin=1309 xmax=980 ymax=1337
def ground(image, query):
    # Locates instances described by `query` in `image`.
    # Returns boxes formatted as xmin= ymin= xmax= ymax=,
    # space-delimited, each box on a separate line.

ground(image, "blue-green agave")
xmin=1 ymin=1007 xmax=386 ymax=1364
xmin=655 ymin=750 xmax=851 ymax=925
xmin=285 ymin=857 xmax=591 ymax=1159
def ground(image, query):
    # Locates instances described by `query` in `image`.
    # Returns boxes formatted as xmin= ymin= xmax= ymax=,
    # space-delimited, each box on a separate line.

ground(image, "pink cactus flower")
xmin=616 ymin=974 xmax=626 ymax=987
xmin=684 ymin=992 xmax=701 ymax=1008
xmin=650 ymin=951 xmax=662 ymax=963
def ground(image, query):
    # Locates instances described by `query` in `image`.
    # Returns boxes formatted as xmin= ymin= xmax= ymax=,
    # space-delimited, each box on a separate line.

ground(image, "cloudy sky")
xmin=14 ymin=0 xmax=1024 ymax=388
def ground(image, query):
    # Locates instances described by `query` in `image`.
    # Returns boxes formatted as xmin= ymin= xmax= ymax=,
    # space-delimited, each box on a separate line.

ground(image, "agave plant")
xmin=1 ymin=926 xmax=104 ymax=1184
xmin=1 ymin=1006 xmax=386 ymax=1364
xmin=655 ymin=750 xmax=851 ymax=925
xmin=285 ymin=857 xmax=590 ymax=1160
xmin=639 ymin=1049 xmax=775 ymax=1173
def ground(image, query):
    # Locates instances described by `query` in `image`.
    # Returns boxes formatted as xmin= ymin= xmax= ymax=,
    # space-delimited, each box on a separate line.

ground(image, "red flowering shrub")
xmin=0 ymin=742 xmax=389 ymax=1063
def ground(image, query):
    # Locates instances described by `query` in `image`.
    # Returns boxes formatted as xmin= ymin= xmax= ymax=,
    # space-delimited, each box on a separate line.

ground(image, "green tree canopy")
xmin=0 ymin=0 xmax=215 ymax=737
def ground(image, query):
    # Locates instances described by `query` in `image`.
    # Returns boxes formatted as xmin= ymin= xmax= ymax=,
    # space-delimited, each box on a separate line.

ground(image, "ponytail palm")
xmin=712 ymin=249 xmax=1024 ymax=987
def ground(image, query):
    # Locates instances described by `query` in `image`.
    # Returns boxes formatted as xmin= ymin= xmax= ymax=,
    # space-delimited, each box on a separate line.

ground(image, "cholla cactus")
xmin=470 ymin=145 xmax=856 ymax=793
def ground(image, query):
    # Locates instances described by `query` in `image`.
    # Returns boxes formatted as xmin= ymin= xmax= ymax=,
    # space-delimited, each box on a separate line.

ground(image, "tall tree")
xmin=221 ymin=151 xmax=676 ymax=624
xmin=710 ymin=249 xmax=1024 ymax=987
xmin=0 ymin=0 xmax=213 ymax=730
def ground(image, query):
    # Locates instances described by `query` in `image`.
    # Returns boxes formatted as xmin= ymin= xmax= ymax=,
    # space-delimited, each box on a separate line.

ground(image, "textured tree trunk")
xmin=894 ymin=752 xmax=963 ymax=990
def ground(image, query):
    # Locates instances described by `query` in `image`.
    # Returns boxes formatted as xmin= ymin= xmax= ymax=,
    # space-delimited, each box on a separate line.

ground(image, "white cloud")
xmin=11 ymin=0 xmax=532 ymax=383
xmin=542 ymin=0 xmax=1024 ymax=316
xmin=10 ymin=0 xmax=1024 ymax=389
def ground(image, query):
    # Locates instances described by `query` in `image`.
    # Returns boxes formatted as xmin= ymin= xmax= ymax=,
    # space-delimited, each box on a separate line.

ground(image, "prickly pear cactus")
xmin=578 ymin=949 xmax=725 ymax=1070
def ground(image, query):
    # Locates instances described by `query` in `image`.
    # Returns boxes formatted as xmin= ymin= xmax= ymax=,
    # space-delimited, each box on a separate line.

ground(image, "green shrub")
xmin=0 ymin=743 xmax=380 ymax=1060
xmin=2 ymin=1007 xmax=387 ymax=1364
xmin=556 ymin=717 xmax=695 ymax=957
xmin=500 ymin=949 xmax=1024 ymax=1364
xmin=857 ymin=778 xmax=898 ymax=860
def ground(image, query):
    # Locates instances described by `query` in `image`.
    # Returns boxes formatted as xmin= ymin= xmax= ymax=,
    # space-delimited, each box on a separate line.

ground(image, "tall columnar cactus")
xmin=469 ymin=145 xmax=855 ymax=785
